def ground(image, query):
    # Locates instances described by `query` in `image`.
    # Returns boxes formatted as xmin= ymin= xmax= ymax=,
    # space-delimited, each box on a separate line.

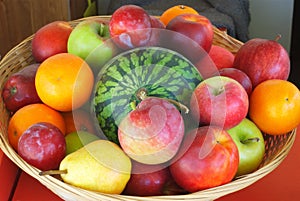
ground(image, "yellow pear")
xmin=59 ymin=140 xmax=131 ymax=194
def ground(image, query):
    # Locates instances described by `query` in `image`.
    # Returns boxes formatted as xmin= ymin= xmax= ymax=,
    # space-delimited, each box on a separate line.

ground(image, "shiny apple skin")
xmin=123 ymin=161 xmax=172 ymax=196
xmin=166 ymin=13 xmax=214 ymax=53
xmin=32 ymin=21 xmax=72 ymax=62
xmin=227 ymin=118 xmax=265 ymax=177
xmin=209 ymin=45 xmax=235 ymax=69
xmin=150 ymin=16 xmax=166 ymax=29
xmin=190 ymin=76 xmax=249 ymax=130
xmin=233 ymin=38 xmax=290 ymax=88
xmin=118 ymin=97 xmax=185 ymax=165
xmin=217 ymin=67 xmax=253 ymax=96
xmin=1 ymin=64 xmax=42 ymax=113
xmin=169 ymin=126 xmax=239 ymax=192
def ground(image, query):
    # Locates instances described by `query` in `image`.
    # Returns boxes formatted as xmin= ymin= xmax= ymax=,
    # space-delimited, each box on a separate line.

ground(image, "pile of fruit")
xmin=1 ymin=4 xmax=300 ymax=197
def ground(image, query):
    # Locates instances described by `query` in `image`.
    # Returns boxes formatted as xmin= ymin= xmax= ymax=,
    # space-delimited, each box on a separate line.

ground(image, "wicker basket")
xmin=0 ymin=16 xmax=296 ymax=201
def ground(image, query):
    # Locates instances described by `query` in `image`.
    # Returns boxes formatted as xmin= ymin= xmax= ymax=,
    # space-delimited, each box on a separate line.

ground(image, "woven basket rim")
xmin=0 ymin=16 xmax=297 ymax=201
xmin=0 ymin=129 xmax=295 ymax=201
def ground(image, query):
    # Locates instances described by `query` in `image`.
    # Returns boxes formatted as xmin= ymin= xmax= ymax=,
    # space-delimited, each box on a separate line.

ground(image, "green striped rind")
xmin=92 ymin=47 xmax=202 ymax=144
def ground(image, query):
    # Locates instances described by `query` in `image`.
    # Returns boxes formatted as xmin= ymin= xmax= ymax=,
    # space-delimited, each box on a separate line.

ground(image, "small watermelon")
xmin=92 ymin=46 xmax=202 ymax=144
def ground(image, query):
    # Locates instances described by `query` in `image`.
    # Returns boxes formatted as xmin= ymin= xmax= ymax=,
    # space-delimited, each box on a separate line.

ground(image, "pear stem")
xmin=241 ymin=137 xmax=260 ymax=144
xmin=39 ymin=169 xmax=67 ymax=176
xmin=136 ymin=88 xmax=189 ymax=114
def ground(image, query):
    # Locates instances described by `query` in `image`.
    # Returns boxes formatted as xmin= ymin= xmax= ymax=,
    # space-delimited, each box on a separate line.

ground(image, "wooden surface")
xmin=0 ymin=0 xmax=86 ymax=58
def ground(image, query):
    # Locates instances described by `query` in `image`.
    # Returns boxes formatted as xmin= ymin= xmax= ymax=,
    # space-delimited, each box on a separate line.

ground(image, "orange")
xmin=62 ymin=108 xmax=96 ymax=135
xmin=160 ymin=5 xmax=199 ymax=26
xmin=35 ymin=53 xmax=94 ymax=112
xmin=249 ymin=79 xmax=300 ymax=135
xmin=8 ymin=103 xmax=66 ymax=151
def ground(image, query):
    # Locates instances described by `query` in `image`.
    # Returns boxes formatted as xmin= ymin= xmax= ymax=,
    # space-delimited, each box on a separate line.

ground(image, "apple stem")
xmin=39 ymin=169 xmax=67 ymax=176
xmin=241 ymin=137 xmax=260 ymax=144
xmin=136 ymin=88 xmax=148 ymax=101
xmin=136 ymin=88 xmax=189 ymax=114
xmin=274 ymin=34 xmax=282 ymax=42
xmin=212 ymin=85 xmax=225 ymax=96
xmin=10 ymin=87 xmax=17 ymax=95
xmin=99 ymin=23 xmax=106 ymax=36
xmin=217 ymin=86 xmax=225 ymax=95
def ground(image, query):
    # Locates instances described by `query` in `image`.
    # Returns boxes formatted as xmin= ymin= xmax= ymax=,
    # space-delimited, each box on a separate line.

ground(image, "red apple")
xmin=123 ymin=161 xmax=178 ymax=196
xmin=194 ymin=53 xmax=219 ymax=79
xmin=169 ymin=126 xmax=239 ymax=192
xmin=32 ymin=21 xmax=73 ymax=62
xmin=233 ymin=37 xmax=290 ymax=88
xmin=141 ymin=16 xmax=166 ymax=47
xmin=166 ymin=13 xmax=214 ymax=53
xmin=214 ymin=68 xmax=253 ymax=96
xmin=150 ymin=16 xmax=165 ymax=29
xmin=109 ymin=5 xmax=152 ymax=49
xmin=209 ymin=45 xmax=235 ymax=69
xmin=18 ymin=122 xmax=66 ymax=171
xmin=1 ymin=63 xmax=42 ymax=113
xmin=190 ymin=76 xmax=249 ymax=130
xmin=118 ymin=97 xmax=185 ymax=165
xmin=156 ymin=28 xmax=210 ymax=65
xmin=146 ymin=16 xmax=167 ymax=47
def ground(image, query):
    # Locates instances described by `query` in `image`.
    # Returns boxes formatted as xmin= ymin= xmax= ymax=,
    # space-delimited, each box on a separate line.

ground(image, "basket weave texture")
xmin=0 ymin=16 xmax=296 ymax=201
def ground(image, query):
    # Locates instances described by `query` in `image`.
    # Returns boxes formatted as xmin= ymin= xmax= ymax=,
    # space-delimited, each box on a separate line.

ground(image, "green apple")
xmin=67 ymin=19 xmax=119 ymax=74
xmin=227 ymin=118 xmax=265 ymax=177
xmin=65 ymin=131 xmax=100 ymax=155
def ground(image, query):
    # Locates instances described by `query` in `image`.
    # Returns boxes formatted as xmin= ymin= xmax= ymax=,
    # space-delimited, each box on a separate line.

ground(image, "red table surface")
xmin=0 ymin=150 xmax=20 ymax=201
xmin=2 ymin=125 xmax=299 ymax=201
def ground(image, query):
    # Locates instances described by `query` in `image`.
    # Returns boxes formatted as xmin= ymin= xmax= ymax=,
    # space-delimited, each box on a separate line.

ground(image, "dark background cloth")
xmin=97 ymin=0 xmax=250 ymax=42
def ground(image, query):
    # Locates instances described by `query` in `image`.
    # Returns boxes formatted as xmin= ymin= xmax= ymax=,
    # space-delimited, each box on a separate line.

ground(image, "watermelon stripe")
xmin=92 ymin=47 xmax=203 ymax=144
